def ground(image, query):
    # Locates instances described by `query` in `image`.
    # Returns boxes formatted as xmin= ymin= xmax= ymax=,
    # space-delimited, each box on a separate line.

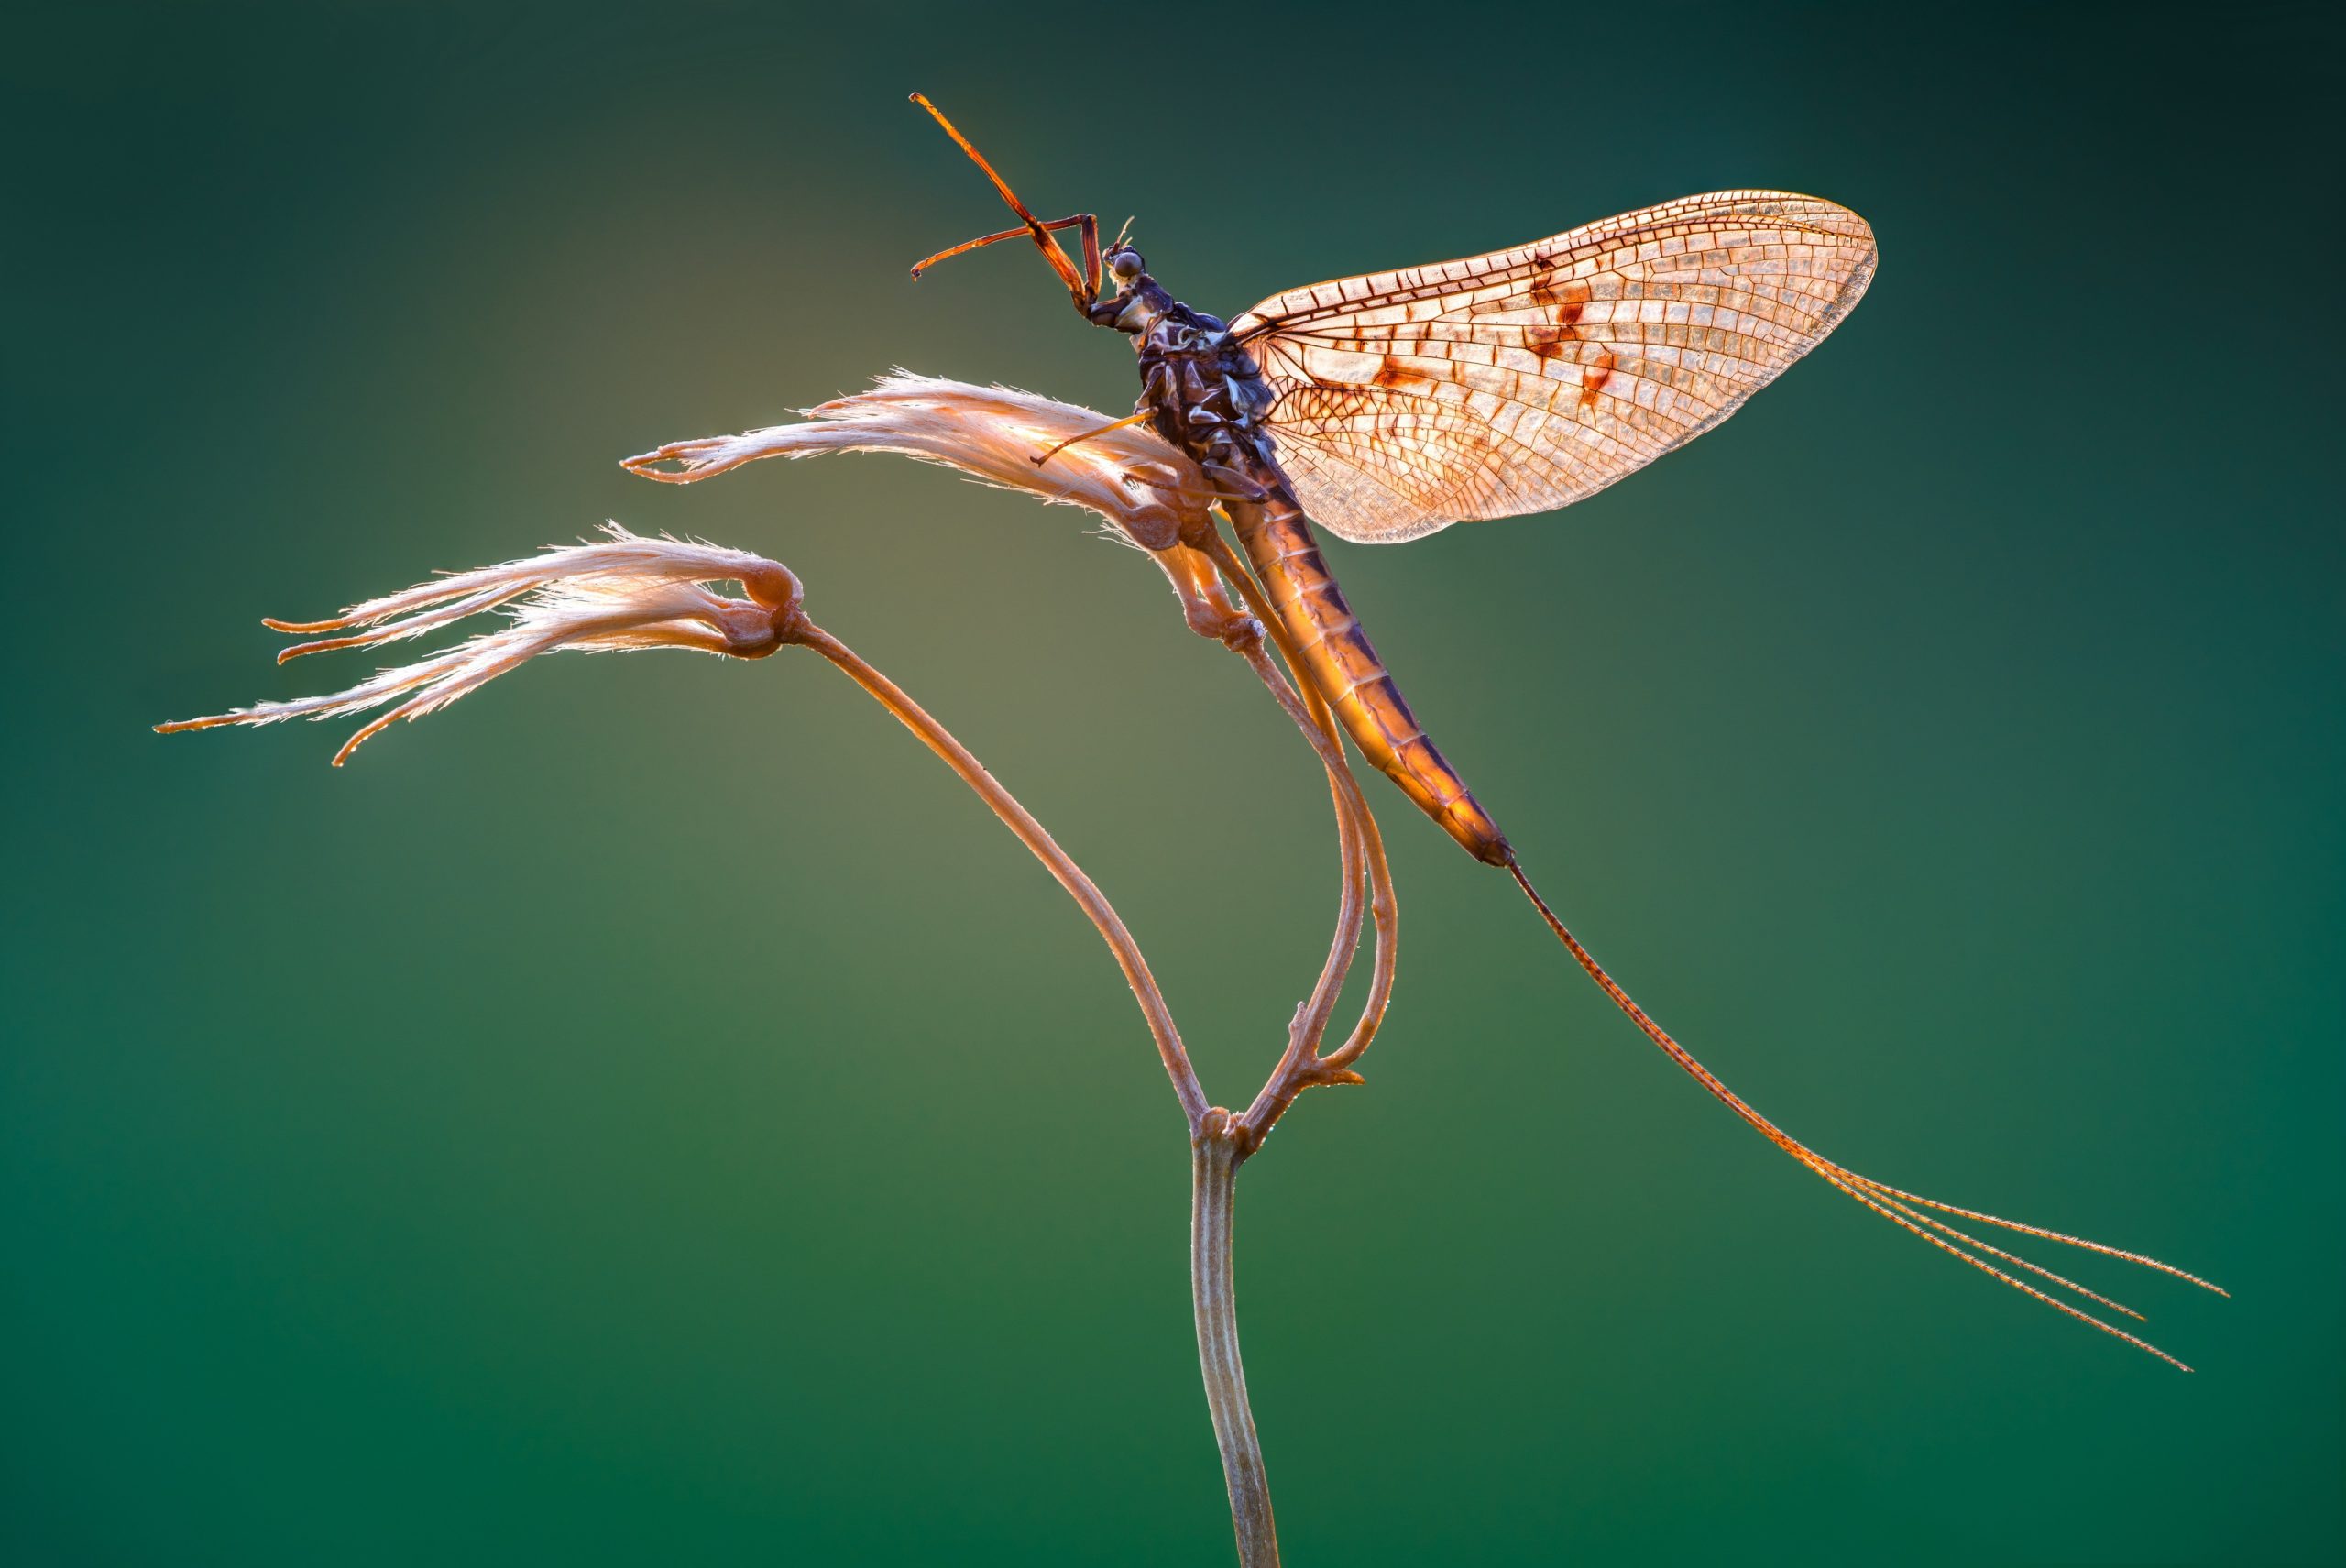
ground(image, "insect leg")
xmin=909 ymin=93 xmax=1097 ymax=312
xmin=1201 ymin=463 xmax=1270 ymax=503
xmin=1030 ymin=408 xmax=1155 ymax=466
xmin=1129 ymin=471 xmax=1267 ymax=512
xmin=911 ymin=214 xmax=1099 ymax=287
xmin=1074 ymin=210 xmax=1102 ymax=298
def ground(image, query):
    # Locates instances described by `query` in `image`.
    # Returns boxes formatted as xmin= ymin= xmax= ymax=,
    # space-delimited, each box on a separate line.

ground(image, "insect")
xmin=907 ymin=94 xmax=2222 ymax=1366
xmin=909 ymin=95 xmax=1873 ymax=869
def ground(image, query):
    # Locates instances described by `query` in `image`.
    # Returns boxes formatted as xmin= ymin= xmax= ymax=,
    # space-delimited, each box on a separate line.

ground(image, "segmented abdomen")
xmin=1233 ymin=494 xmax=1511 ymax=866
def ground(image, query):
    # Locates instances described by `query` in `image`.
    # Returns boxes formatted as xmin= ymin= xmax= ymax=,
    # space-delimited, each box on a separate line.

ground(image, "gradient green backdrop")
xmin=6 ymin=4 xmax=2340 ymax=1563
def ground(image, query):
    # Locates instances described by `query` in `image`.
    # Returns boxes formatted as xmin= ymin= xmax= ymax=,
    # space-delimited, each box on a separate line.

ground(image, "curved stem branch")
xmin=794 ymin=621 xmax=1210 ymax=1131
xmin=1193 ymin=529 xmax=1398 ymax=1146
xmin=1242 ymin=633 xmax=1368 ymax=1119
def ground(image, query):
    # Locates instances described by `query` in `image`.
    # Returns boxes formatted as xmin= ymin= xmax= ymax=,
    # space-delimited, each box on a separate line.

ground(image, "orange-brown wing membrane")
xmin=1230 ymin=192 xmax=1876 ymax=543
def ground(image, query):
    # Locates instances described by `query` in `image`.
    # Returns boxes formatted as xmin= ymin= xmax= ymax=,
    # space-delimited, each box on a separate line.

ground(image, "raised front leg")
xmin=908 ymin=93 xmax=1101 ymax=314
xmin=910 ymin=212 xmax=1102 ymax=314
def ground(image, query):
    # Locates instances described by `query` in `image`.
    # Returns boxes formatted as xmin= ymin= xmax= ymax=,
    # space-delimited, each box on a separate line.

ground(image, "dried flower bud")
xmin=624 ymin=373 xmax=1213 ymax=551
xmin=159 ymin=525 xmax=803 ymax=764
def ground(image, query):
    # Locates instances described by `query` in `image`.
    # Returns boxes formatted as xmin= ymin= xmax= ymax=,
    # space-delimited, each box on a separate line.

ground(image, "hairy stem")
xmin=794 ymin=621 xmax=1210 ymax=1131
xmin=1193 ymin=1111 xmax=1278 ymax=1568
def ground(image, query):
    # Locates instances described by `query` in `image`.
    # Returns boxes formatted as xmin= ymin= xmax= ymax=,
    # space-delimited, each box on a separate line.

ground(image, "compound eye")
xmin=1109 ymin=248 xmax=1145 ymax=280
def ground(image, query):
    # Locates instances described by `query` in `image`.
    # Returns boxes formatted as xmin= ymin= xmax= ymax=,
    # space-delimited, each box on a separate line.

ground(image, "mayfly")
xmin=906 ymin=93 xmax=2220 ymax=1365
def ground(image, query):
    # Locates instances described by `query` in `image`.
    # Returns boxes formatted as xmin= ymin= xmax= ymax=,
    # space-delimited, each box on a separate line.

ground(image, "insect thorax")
xmin=1091 ymin=258 xmax=1279 ymax=484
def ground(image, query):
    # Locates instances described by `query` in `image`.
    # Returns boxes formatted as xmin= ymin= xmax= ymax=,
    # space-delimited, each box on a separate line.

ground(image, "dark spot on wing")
xmin=1579 ymin=347 xmax=1617 ymax=409
xmin=1526 ymin=275 xmax=1591 ymax=360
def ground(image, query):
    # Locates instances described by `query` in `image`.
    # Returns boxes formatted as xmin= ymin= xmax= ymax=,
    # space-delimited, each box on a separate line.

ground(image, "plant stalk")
xmin=793 ymin=621 xmax=1210 ymax=1131
xmin=1192 ymin=1112 xmax=1278 ymax=1567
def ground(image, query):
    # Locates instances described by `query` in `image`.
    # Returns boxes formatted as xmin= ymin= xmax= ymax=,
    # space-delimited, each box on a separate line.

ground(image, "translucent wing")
xmin=1230 ymin=191 xmax=1877 ymax=543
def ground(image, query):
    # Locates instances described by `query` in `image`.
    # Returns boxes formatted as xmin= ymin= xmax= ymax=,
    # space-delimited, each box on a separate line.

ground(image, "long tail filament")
xmin=1506 ymin=860 xmax=2223 ymax=1370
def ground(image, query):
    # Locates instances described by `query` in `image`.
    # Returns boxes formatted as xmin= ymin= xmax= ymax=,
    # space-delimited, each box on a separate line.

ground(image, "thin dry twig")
xmin=791 ymin=620 xmax=1210 ymax=1128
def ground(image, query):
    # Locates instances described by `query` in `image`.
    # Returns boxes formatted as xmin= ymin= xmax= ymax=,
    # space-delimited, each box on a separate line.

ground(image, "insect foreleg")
xmin=908 ymin=93 xmax=1100 ymax=313
xmin=909 ymin=213 xmax=1102 ymax=310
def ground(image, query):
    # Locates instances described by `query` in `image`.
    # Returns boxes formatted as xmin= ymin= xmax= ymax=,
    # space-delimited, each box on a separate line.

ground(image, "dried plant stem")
xmin=791 ymin=603 xmax=1358 ymax=1564
xmin=1192 ymin=1110 xmax=1278 ymax=1568
xmin=789 ymin=567 xmax=1396 ymax=1564
xmin=1185 ymin=532 xmax=1410 ymax=1565
xmin=792 ymin=621 xmax=1210 ymax=1131
xmin=1194 ymin=528 xmax=1398 ymax=1146
xmin=1250 ymin=635 xmax=1369 ymax=1105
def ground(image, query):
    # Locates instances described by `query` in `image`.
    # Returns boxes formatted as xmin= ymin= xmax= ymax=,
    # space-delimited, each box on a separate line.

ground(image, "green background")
xmin=6 ymin=3 xmax=2339 ymax=1563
